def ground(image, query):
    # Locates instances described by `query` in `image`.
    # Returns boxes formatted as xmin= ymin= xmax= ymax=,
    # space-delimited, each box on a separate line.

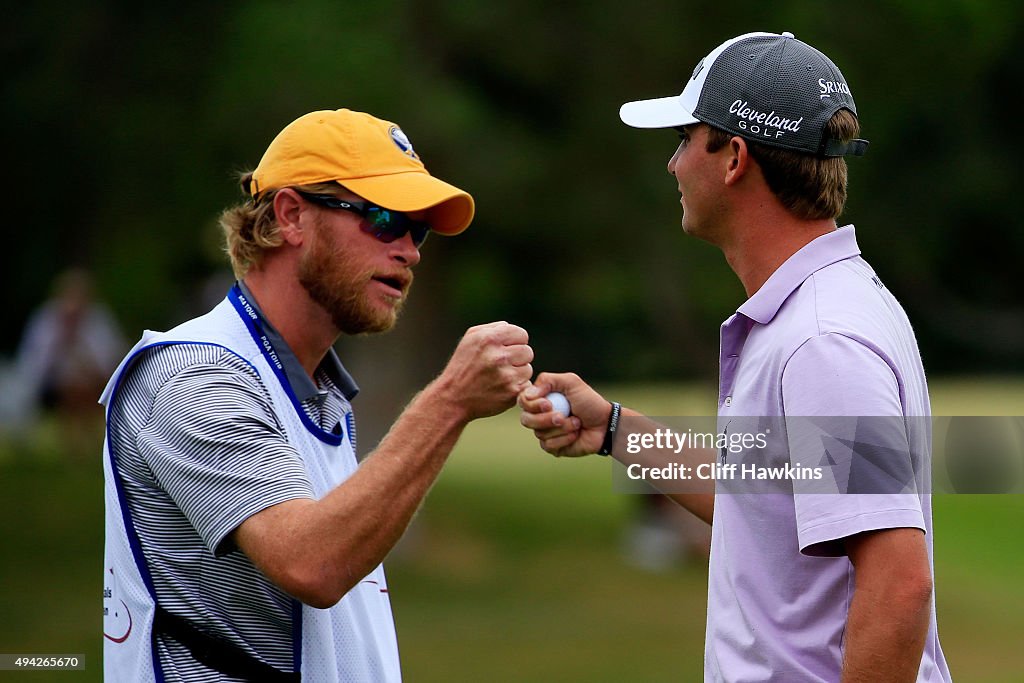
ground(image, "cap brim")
xmin=619 ymin=96 xmax=700 ymax=129
xmin=341 ymin=171 xmax=475 ymax=236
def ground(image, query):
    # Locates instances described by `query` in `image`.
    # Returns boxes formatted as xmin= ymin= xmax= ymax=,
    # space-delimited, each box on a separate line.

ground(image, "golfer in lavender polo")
xmin=520 ymin=32 xmax=952 ymax=681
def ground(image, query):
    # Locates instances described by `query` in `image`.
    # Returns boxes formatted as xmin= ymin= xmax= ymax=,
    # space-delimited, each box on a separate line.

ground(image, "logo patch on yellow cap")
xmin=389 ymin=126 xmax=418 ymax=159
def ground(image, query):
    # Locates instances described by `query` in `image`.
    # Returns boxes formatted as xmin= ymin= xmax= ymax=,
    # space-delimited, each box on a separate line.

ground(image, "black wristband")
xmin=597 ymin=401 xmax=621 ymax=456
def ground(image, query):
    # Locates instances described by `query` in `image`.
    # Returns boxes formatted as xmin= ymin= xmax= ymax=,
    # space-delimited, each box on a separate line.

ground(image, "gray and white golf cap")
xmin=619 ymin=31 xmax=869 ymax=157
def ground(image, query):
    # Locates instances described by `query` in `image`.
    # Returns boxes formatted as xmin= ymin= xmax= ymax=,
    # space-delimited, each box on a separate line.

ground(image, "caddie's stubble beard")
xmin=298 ymin=216 xmax=408 ymax=335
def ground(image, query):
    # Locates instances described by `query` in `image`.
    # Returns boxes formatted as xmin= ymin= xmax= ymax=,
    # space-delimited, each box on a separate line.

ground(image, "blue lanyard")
xmin=227 ymin=284 xmax=343 ymax=446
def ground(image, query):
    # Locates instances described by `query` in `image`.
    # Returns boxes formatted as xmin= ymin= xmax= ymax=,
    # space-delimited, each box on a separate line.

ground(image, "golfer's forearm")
xmin=237 ymin=381 xmax=467 ymax=607
xmin=665 ymin=493 xmax=714 ymax=525
xmin=840 ymin=527 xmax=933 ymax=681
xmin=840 ymin=578 xmax=932 ymax=681
xmin=612 ymin=409 xmax=715 ymax=524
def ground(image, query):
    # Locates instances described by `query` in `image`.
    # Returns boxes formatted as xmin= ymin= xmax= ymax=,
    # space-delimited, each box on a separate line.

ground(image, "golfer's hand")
xmin=437 ymin=322 xmax=533 ymax=421
xmin=518 ymin=372 xmax=611 ymax=457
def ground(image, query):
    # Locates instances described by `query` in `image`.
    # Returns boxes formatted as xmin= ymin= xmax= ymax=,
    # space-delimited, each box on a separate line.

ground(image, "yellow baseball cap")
xmin=250 ymin=109 xmax=475 ymax=235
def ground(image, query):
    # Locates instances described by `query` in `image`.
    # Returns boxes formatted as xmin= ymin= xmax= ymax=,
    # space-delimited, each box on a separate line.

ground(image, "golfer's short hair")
xmin=220 ymin=174 xmax=340 ymax=278
xmin=704 ymin=109 xmax=859 ymax=221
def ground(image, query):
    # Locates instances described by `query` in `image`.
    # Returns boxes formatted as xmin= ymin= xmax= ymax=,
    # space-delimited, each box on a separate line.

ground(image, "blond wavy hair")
xmin=219 ymin=174 xmax=343 ymax=278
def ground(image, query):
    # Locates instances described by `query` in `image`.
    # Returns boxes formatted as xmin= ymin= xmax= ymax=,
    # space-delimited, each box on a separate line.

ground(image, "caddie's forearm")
xmin=240 ymin=378 xmax=468 ymax=608
xmin=315 ymin=380 xmax=467 ymax=591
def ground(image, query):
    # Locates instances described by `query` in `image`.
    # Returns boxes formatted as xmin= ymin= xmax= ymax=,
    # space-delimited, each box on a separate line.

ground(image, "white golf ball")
xmin=547 ymin=391 xmax=571 ymax=417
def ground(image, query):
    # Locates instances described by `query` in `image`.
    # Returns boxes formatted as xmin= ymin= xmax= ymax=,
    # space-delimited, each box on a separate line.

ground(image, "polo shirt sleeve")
xmin=136 ymin=356 xmax=315 ymax=557
xmin=781 ymin=332 xmax=926 ymax=557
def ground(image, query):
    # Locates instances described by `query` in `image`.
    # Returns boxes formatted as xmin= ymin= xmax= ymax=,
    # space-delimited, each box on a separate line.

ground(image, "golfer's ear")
xmin=273 ymin=189 xmax=306 ymax=246
xmin=724 ymin=136 xmax=750 ymax=186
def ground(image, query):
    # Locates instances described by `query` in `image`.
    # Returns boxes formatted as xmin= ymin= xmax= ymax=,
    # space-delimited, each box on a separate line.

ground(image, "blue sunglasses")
xmin=295 ymin=190 xmax=430 ymax=247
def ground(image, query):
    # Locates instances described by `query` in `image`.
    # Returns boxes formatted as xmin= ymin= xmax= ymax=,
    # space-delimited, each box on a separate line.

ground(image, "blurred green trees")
xmin=4 ymin=0 xmax=1022 ymax=381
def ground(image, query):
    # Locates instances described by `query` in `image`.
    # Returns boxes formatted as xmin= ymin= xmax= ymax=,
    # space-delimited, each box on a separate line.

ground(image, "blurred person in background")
xmin=101 ymin=109 xmax=533 ymax=681
xmin=623 ymin=492 xmax=710 ymax=572
xmin=12 ymin=267 xmax=124 ymax=457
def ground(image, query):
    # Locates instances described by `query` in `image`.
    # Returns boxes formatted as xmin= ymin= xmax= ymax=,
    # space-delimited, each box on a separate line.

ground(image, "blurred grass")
xmin=0 ymin=378 xmax=1021 ymax=681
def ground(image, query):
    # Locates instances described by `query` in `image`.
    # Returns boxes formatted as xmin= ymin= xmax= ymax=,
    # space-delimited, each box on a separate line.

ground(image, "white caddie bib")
xmin=102 ymin=288 xmax=401 ymax=682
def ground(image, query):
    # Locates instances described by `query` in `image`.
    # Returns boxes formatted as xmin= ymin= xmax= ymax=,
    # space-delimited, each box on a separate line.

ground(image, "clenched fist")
xmin=434 ymin=322 xmax=534 ymax=422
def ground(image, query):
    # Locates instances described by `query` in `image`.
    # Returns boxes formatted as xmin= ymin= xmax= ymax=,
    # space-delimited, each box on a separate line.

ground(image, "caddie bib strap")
xmin=153 ymin=607 xmax=299 ymax=681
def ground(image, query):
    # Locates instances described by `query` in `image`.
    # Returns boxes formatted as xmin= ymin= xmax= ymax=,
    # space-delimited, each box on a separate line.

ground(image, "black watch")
xmin=597 ymin=402 xmax=621 ymax=456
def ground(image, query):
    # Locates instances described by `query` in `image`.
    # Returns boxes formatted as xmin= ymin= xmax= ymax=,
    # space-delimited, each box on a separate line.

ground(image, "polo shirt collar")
xmin=236 ymin=281 xmax=359 ymax=401
xmin=736 ymin=225 xmax=861 ymax=325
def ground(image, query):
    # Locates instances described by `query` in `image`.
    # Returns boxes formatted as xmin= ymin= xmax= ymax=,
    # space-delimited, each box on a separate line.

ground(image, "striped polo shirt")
xmin=107 ymin=283 xmax=358 ymax=680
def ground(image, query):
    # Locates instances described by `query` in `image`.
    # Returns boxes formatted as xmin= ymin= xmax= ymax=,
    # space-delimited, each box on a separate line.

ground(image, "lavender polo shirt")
xmin=706 ymin=226 xmax=952 ymax=682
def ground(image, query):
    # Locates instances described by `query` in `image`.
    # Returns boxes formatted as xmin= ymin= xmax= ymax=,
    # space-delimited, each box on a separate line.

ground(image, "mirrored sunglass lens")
xmin=366 ymin=211 xmax=400 ymax=243
xmin=365 ymin=210 xmax=429 ymax=247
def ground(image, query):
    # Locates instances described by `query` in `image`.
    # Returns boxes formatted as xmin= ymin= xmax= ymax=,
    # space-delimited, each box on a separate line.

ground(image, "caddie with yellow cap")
xmin=251 ymin=108 xmax=474 ymax=235
xmin=102 ymin=105 xmax=533 ymax=682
